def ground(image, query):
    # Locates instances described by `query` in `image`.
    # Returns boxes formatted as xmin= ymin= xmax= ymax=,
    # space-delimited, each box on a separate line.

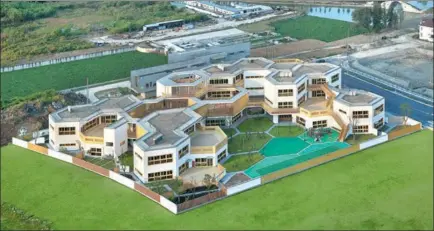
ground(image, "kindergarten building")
xmin=48 ymin=57 xmax=385 ymax=183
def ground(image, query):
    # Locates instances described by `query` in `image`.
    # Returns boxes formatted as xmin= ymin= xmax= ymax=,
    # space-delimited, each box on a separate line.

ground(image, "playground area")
xmin=244 ymin=128 xmax=350 ymax=178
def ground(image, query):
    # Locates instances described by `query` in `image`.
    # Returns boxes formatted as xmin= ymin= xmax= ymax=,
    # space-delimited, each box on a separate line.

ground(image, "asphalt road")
xmin=341 ymin=70 xmax=434 ymax=127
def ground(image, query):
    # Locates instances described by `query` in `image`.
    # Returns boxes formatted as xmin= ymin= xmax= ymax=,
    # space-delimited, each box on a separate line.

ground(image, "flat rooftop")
xmin=144 ymin=110 xmax=193 ymax=147
xmin=336 ymin=89 xmax=381 ymax=106
xmin=53 ymin=96 xmax=140 ymax=122
xmin=225 ymin=58 xmax=273 ymax=72
xmin=292 ymin=64 xmax=334 ymax=77
xmin=190 ymin=130 xmax=225 ymax=147
xmin=82 ymin=123 xmax=105 ymax=137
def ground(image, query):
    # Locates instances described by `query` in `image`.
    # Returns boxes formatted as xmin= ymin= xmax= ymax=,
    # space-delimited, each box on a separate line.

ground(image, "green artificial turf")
xmin=223 ymin=153 xmax=264 ymax=172
xmin=269 ymin=125 xmax=304 ymax=137
xmin=272 ymin=16 xmax=368 ymax=42
xmin=1 ymin=130 xmax=432 ymax=230
xmin=1 ymin=52 xmax=167 ymax=102
xmin=228 ymin=133 xmax=272 ymax=154
xmin=237 ymin=117 xmax=273 ymax=132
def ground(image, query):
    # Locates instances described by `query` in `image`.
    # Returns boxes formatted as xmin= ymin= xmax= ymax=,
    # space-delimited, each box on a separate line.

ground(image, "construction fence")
xmin=9 ymin=118 xmax=424 ymax=214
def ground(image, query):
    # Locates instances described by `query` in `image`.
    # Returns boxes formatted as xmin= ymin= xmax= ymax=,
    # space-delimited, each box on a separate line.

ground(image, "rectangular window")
xmin=101 ymin=115 xmax=117 ymax=124
xmin=207 ymin=91 xmax=231 ymax=98
xmin=135 ymin=168 xmax=143 ymax=176
xmin=232 ymin=112 xmax=242 ymax=123
xmin=312 ymin=78 xmax=327 ymax=84
xmin=374 ymin=118 xmax=384 ymax=129
xmin=120 ymin=140 xmax=126 ymax=146
xmin=278 ymin=101 xmax=293 ymax=108
xmin=246 ymin=87 xmax=264 ymax=90
xmin=135 ymin=152 xmax=143 ymax=160
xmin=279 ymin=115 xmax=292 ymax=121
xmin=209 ymin=79 xmax=229 ymax=84
xmin=354 ymin=125 xmax=369 ymax=133
xmin=60 ymin=143 xmax=75 ymax=147
xmin=184 ymin=125 xmax=194 ymax=135
xmin=278 ymin=89 xmax=293 ymax=97
xmin=235 ymin=74 xmax=244 ymax=81
xmin=352 ymin=111 xmax=369 ymax=119
xmin=312 ymin=90 xmax=325 ymax=97
xmin=245 ymin=76 xmax=263 ymax=79
xmin=148 ymin=154 xmax=173 ymax=166
xmin=195 ymin=158 xmax=212 ymax=167
xmin=297 ymin=83 xmax=306 ymax=93
xmin=82 ymin=117 xmax=99 ymax=132
xmin=313 ymin=120 xmax=327 ymax=128
xmin=50 ymin=124 xmax=54 ymax=130
xmin=296 ymin=116 xmax=305 ymax=126
xmin=59 ymin=127 xmax=76 ymax=135
xmin=106 ymin=142 xmax=113 ymax=147
xmin=339 ymin=109 xmax=347 ymax=114
xmin=205 ymin=119 xmax=225 ymax=126
xmin=217 ymin=150 xmax=227 ymax=162
xmin=297 ymin=96 xmax=306 ymax=106
xmin=88 ymin=148 xmax=102 ymax=156
xmin=178 ymin=145 xmax=189 ymax=159
xmin=148 ymin=170 xmax=173 ymax=182
xmin=179 ymin=162 xmax=188 ymax=175
xmin=374 ymin=104 xmax=384 ymax=116
xmin=331 ymin=74 xmax=339 ymax=83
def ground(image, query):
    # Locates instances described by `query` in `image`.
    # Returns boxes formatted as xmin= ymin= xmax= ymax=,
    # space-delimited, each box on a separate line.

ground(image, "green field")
xmin=269 ymin=125 xmax=305 ymax=137
xmin=272 ymin=16 xmax=368 ymax=42
xmin=1 ymin=130 xmax=432 ymax=230
xmin=228 ymin=133 xmax=272 ymax=154
xmin=223 ymin=153 xmax=264 ymax=172
xmin=237 ymin=117 xmax=273 ymax=132
xmin=1 ymin=52 xmax=167 ymax=102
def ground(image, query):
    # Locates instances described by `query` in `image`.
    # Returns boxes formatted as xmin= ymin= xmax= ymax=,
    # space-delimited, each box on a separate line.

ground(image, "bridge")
xmin=365 ymin=1 xmax=424 ymax=14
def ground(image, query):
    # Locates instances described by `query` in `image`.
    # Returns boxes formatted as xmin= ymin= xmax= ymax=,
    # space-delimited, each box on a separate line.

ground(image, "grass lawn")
xmin=0 ymin=202 xmax=52 ymax=230
xmin=120 ymin=152 xmax=134 ymax=171
xmin=1 ymin=130 xmax=433 ymax=230
xmin=272 ymin=16 xmax=368 ymax=42
xmin=228 ymin=133 xmax=272 ymax=154
xmin=237 ymin=117 xmax=273 ymax=133
xmin=223 ymin=153 xmax=264 ymax=172
xmin=1 ymin=52 xmax=167 ymax=102
xmin=269 ymin=125 xmax=304 ymax=137
xmin=345 ymin=134 xmax=377 ymax=145
xmin=222 ymin=128 xmax=237 ymax=138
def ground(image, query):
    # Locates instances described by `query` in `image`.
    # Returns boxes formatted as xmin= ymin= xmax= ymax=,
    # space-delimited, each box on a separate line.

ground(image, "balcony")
xmin=299 ymin=98 xmax=330 ymax=117
xmin=247 ymin=98 xmax=300 ymax=115
xmin=79 ymin=131 xmax=104 ymax=144
xmin=190 ymin=126 xmax=227 ymax=154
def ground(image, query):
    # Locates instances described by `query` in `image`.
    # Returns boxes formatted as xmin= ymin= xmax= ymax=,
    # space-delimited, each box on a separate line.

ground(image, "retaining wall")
xmin=359 ymin=133 xmax=389 ymax=150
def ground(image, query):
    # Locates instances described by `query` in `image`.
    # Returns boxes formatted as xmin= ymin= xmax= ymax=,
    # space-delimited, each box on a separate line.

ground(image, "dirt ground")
xmin=250 ymin=39 xmax=327 ymax=58
xmin=359 ymin=47 xmax=433 ymax=90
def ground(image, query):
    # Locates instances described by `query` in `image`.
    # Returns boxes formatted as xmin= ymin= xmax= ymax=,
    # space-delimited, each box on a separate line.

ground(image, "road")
xmin=341 ymin=70 xmax=433 ymax=127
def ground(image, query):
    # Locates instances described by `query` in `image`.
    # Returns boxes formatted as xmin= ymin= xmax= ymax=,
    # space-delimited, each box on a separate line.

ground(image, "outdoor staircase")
xmin=331 ymin=112 xmax=349 ymax=142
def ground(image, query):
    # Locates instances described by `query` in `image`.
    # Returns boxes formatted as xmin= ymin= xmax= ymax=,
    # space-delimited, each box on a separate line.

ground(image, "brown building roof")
xmin=420 ymin=18 xmax=434 ymax=28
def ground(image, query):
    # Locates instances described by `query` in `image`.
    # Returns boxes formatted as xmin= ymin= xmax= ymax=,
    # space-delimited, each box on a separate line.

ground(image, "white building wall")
xmin=419 ymin=25 xmax=433 ymax=42
xmin=49 ymin=116 xmax=80 ymax=151
xmin=103 ymin=123 xmax=128 ymax=157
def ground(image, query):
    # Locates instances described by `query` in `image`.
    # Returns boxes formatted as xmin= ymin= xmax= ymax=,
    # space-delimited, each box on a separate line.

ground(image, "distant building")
xmin=143 ymin=19 xmax=184 ymax=32
xmin=184 ymin=1 xmax=272 ymax=18
xmin=419 ymin=17 xmax=433 ymax=42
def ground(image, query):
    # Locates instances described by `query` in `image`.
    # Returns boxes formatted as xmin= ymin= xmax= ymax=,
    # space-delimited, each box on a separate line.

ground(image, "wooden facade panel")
xmin=28 ymin=143 xmax=48 ymax=155
xmin=134 ymin=183 xmax=161 ymax=202
xmin=388 ymin=125 xmax=421 ymax=140
xmin=72 ymin=157 xmax=110 ymax=177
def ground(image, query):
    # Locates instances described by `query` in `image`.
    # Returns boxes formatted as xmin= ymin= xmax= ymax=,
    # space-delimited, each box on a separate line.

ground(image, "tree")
xmin=202 ymin=174 xmax=213 ymax=190
xmin=400 ymin=103 xmax=411 ymax=126
xmin=348 ymin=115 xmax=359 ymax=142
xmin=352 ymin=7 xmax=373 ymax=31
xmin=372 ymin=2 xmax=384 ymax=32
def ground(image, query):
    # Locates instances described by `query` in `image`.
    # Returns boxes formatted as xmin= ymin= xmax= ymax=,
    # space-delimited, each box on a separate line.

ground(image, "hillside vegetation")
xmin=0 ymin=2 xmax=207 ymax=66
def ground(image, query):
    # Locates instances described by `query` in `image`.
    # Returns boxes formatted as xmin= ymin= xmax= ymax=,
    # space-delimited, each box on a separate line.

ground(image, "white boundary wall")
xmin=1 ymin=47 xmax=135 ymax=73
xmin=12 ymin=138 xmax=28 ymax=149
xmin=406 ymin=117 xmax=421 ymax=126
xmin=160 ymin=196 xmax=178 ymax=214
xmin=109 ymin=171 xmax=135 ymax=189
xmin=226 ymin=178 xmax=261 ymax=196
xmin=359 ymin=133 xmax=389 ymax=150
xmin=48 ymin=149 xmax=73 ymax=163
